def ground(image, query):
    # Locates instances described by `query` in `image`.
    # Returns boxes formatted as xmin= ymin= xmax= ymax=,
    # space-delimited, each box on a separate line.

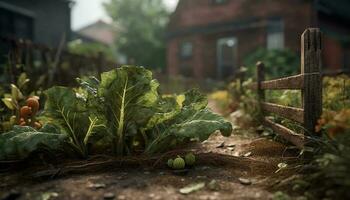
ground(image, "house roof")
xmin=76 ymin=20 xmax=117 ymax=45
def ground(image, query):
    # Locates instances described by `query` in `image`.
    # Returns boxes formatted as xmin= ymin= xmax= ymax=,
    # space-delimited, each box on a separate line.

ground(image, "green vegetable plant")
xmin=0 ymin=66 xmax=232 ymax=160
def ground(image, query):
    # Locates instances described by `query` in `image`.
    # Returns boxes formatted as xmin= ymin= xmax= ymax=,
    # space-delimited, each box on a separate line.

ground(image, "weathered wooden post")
xmin=257 ymin=61 xmax=265 ymax=102
xmin=301 ymin=28 xmax=322 ymax=135
xmin=257 ymin=61 xmax=265 ymax=121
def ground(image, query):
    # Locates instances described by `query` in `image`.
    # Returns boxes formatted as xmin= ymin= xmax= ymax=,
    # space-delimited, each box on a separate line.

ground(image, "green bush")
xmin=243 ymin=48 xmax=300 ymax=79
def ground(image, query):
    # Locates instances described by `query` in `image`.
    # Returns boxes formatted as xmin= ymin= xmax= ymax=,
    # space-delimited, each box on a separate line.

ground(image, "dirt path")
xmin=0 ymin=100 xmax=296 ymax=200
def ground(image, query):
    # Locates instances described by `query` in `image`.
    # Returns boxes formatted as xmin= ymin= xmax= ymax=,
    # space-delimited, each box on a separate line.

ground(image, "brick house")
xmin=166 ymin=0 xmax=350 ymax=80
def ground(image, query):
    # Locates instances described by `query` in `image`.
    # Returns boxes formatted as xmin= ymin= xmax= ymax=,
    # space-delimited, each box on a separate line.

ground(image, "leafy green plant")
xmin=0 ymin=66 xmax=232 ymax=160
xmin=0 ymin=125 xmax=67 ymax=160
xmin=243 ymin=48 xmax=299 ymax=79
xmin=68 ymin=39 xmax=116 ymax=61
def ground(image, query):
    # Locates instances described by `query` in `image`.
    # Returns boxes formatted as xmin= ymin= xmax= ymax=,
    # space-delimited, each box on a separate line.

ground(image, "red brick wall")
xmin=167 ymin=0 xmax=314 ymax=79
xmin=323 ymin=35 xmax=344 ymax=70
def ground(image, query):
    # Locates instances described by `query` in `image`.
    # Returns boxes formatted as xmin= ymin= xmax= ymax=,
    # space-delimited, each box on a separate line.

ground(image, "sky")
xmin=72 ymin=0 xmax=179 ymax=30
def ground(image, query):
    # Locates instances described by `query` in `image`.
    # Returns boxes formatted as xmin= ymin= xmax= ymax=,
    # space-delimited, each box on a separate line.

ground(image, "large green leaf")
xmin=42 ymin=86 xmax=103 ymax=157
xmin=145 ymin=107 xmax=232 ymax=154
xmin=97 ymin=66 xmax=159 ymax=155
xmin=144 ymin=89 xmax=232 ymax=154
xmin=0 ymin=125 xmax=67 ymax=160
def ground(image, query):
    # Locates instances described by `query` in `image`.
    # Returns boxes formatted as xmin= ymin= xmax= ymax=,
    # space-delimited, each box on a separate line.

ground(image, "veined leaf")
xmin=0 ymin=125 xmax=67 ymax=160
xmin=145 ymin=89 xmax=232 ymax=155
xmin=98 ymin=66 xmax=159 ymax=155
xmin=42 ymin=86 xmax=95 ymax=157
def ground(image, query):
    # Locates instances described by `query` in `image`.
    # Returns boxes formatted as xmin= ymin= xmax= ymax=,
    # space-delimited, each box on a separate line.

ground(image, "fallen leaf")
xmin=216 ymin=142 xmax=225 ymax=148
xmin=226 ymin=144 xmax=236 ymax=147
xmin=243 ymin=152 xmax=252 ymax=157
xmin=238 ymin=178 xmax=252 ymax=185
xmin=103 ymin=192 xmax=115 ymax=200
xmin=179 ymin=182 xmax=206 ymax=194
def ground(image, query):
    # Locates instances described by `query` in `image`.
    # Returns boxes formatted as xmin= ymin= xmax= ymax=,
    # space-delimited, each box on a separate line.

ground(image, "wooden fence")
xmin=250 ymin=28 xmax=323 ymax=148
xmin=0 ymin=36 xmax=118 ymax=86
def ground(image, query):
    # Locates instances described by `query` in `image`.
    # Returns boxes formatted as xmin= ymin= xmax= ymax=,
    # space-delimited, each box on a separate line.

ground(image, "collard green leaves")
xmin=0 ymin=125 xmax=67 ymax=160
xmin=97 ymin=66 xmax=159 ymax=154
xmin=144 ymin=90 xmax=232 ymax=154
xmin=0 ymin=66 xmax=232 ymax=160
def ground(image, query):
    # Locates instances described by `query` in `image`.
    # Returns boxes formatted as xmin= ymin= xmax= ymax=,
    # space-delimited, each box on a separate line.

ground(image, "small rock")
xmin=87 ymin=183 xmax=106 ymax=189
xmin=208 ymin=180 xmax=220 ymax=191
xmin=117 ymin=195 xmax=126 ymax=200
xmin=159 ymin=171 xmax=165 ymax=175
xmin=227 ymin=147 xmax=235 ymax=151
xmin=144 ymin=171 xmax=150 ymax=175
xmin=104 ymin=192 xmax=115 ymax=199
xmin=216 ymin=142 xmax=225 ymax=148
xmin=238 ymin=178 xmax=252 ymax=185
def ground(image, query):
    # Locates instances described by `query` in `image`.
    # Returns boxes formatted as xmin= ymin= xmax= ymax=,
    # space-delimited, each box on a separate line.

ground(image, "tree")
xmin=104 ymin=0 xmax=169 ymax=69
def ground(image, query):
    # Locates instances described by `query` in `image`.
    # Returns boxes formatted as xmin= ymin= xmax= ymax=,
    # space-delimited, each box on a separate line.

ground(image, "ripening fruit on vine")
xmin=20 ymin=106 xmax=32 ymax=119
xmin=185 ymin=153 xmax=196 ymax=166
xmin=26 ymin=97 xmax=39 ymax=114
xmin=172 ymin=156 xmax=185 ymax=169
xmin=167 ymin=159 xmax=174 ymax=168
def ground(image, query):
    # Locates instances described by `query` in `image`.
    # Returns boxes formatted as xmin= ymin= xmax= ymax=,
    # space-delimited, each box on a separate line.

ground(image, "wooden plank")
xmin=263 ymin=117 xmax=304 ymax=149
xmin=260 ymin=102 xmax=304 ymax=124
xmin=301 ymin=28 xmax=322 ymax=135
xmin=260 ymin=74 xmax=304 ymax=90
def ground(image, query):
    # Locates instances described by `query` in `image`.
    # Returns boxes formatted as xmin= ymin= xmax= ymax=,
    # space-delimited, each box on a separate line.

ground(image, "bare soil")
xmin=0 ymin=101 xmax=299 ymax=200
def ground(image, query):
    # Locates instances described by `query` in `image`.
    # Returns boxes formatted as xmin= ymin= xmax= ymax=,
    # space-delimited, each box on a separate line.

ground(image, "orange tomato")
xmin=26 ymin=97 xmax=40 ymax=114
xmin=20 ymin=106 xmax=32 ymax=119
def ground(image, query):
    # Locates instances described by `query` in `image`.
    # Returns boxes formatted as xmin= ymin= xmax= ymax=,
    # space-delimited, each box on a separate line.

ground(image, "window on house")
xmin=267 ymin=19 xmax=284 ymax=50
xmin=180 ymin=41 xmax=193 ymax=59
xmin=0 ymin=7 xmax=34 ymax=40
xmin=216 ymin=37 xmax=237 ymax=79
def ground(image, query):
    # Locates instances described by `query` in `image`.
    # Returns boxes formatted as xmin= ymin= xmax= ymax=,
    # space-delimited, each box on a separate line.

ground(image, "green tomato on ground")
xmin=167 ymin=158 xmax=174 ymax=168
xmin=185 ymin=153 xmax=196 ymax=166
xmin=172 ymin=156 xmax=185 ymax=169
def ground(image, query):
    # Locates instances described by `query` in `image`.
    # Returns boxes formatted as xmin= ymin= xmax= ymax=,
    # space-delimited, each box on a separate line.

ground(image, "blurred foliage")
xmin=225 ymin=78 xmax=260 ymax=127
xmin=208 ymin=90 xmax=231 ymax=114
xmin=104 ymin=0 xmax=169 ymax=69
xmin=323 ymin=75 xmax=350 ymax=111
xmin=0 ymin=73 xmax=42 ymax=133
xmin=243 ymin=48 xmax=300 ymax=79
xmin=68 ymin=39 xmax=116 ymax=61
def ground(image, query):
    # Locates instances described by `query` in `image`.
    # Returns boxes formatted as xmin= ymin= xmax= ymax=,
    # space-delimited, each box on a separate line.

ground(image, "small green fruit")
xmin=185 ymin=153 xmax=196 ymax=166
xmin=172 ymin=157 xmax=185 ymax=169
xmin=167 ymin=159 xmax=174 ymax=168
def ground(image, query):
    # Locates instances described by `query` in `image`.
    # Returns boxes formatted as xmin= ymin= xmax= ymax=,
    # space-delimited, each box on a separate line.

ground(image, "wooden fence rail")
xmin=0 ymin=36 xmax=118 ymax=86
xmin=251 ymin=28 xmax=323 ymax=148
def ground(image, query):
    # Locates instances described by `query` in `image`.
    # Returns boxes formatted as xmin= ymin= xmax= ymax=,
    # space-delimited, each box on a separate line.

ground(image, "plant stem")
xmin=116 ymin=80 xmax=128 ymax=155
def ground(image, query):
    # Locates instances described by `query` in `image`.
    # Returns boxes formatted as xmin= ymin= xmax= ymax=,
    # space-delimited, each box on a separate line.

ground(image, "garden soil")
xmin=0 ymin=100 xmax=299 ymax=200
